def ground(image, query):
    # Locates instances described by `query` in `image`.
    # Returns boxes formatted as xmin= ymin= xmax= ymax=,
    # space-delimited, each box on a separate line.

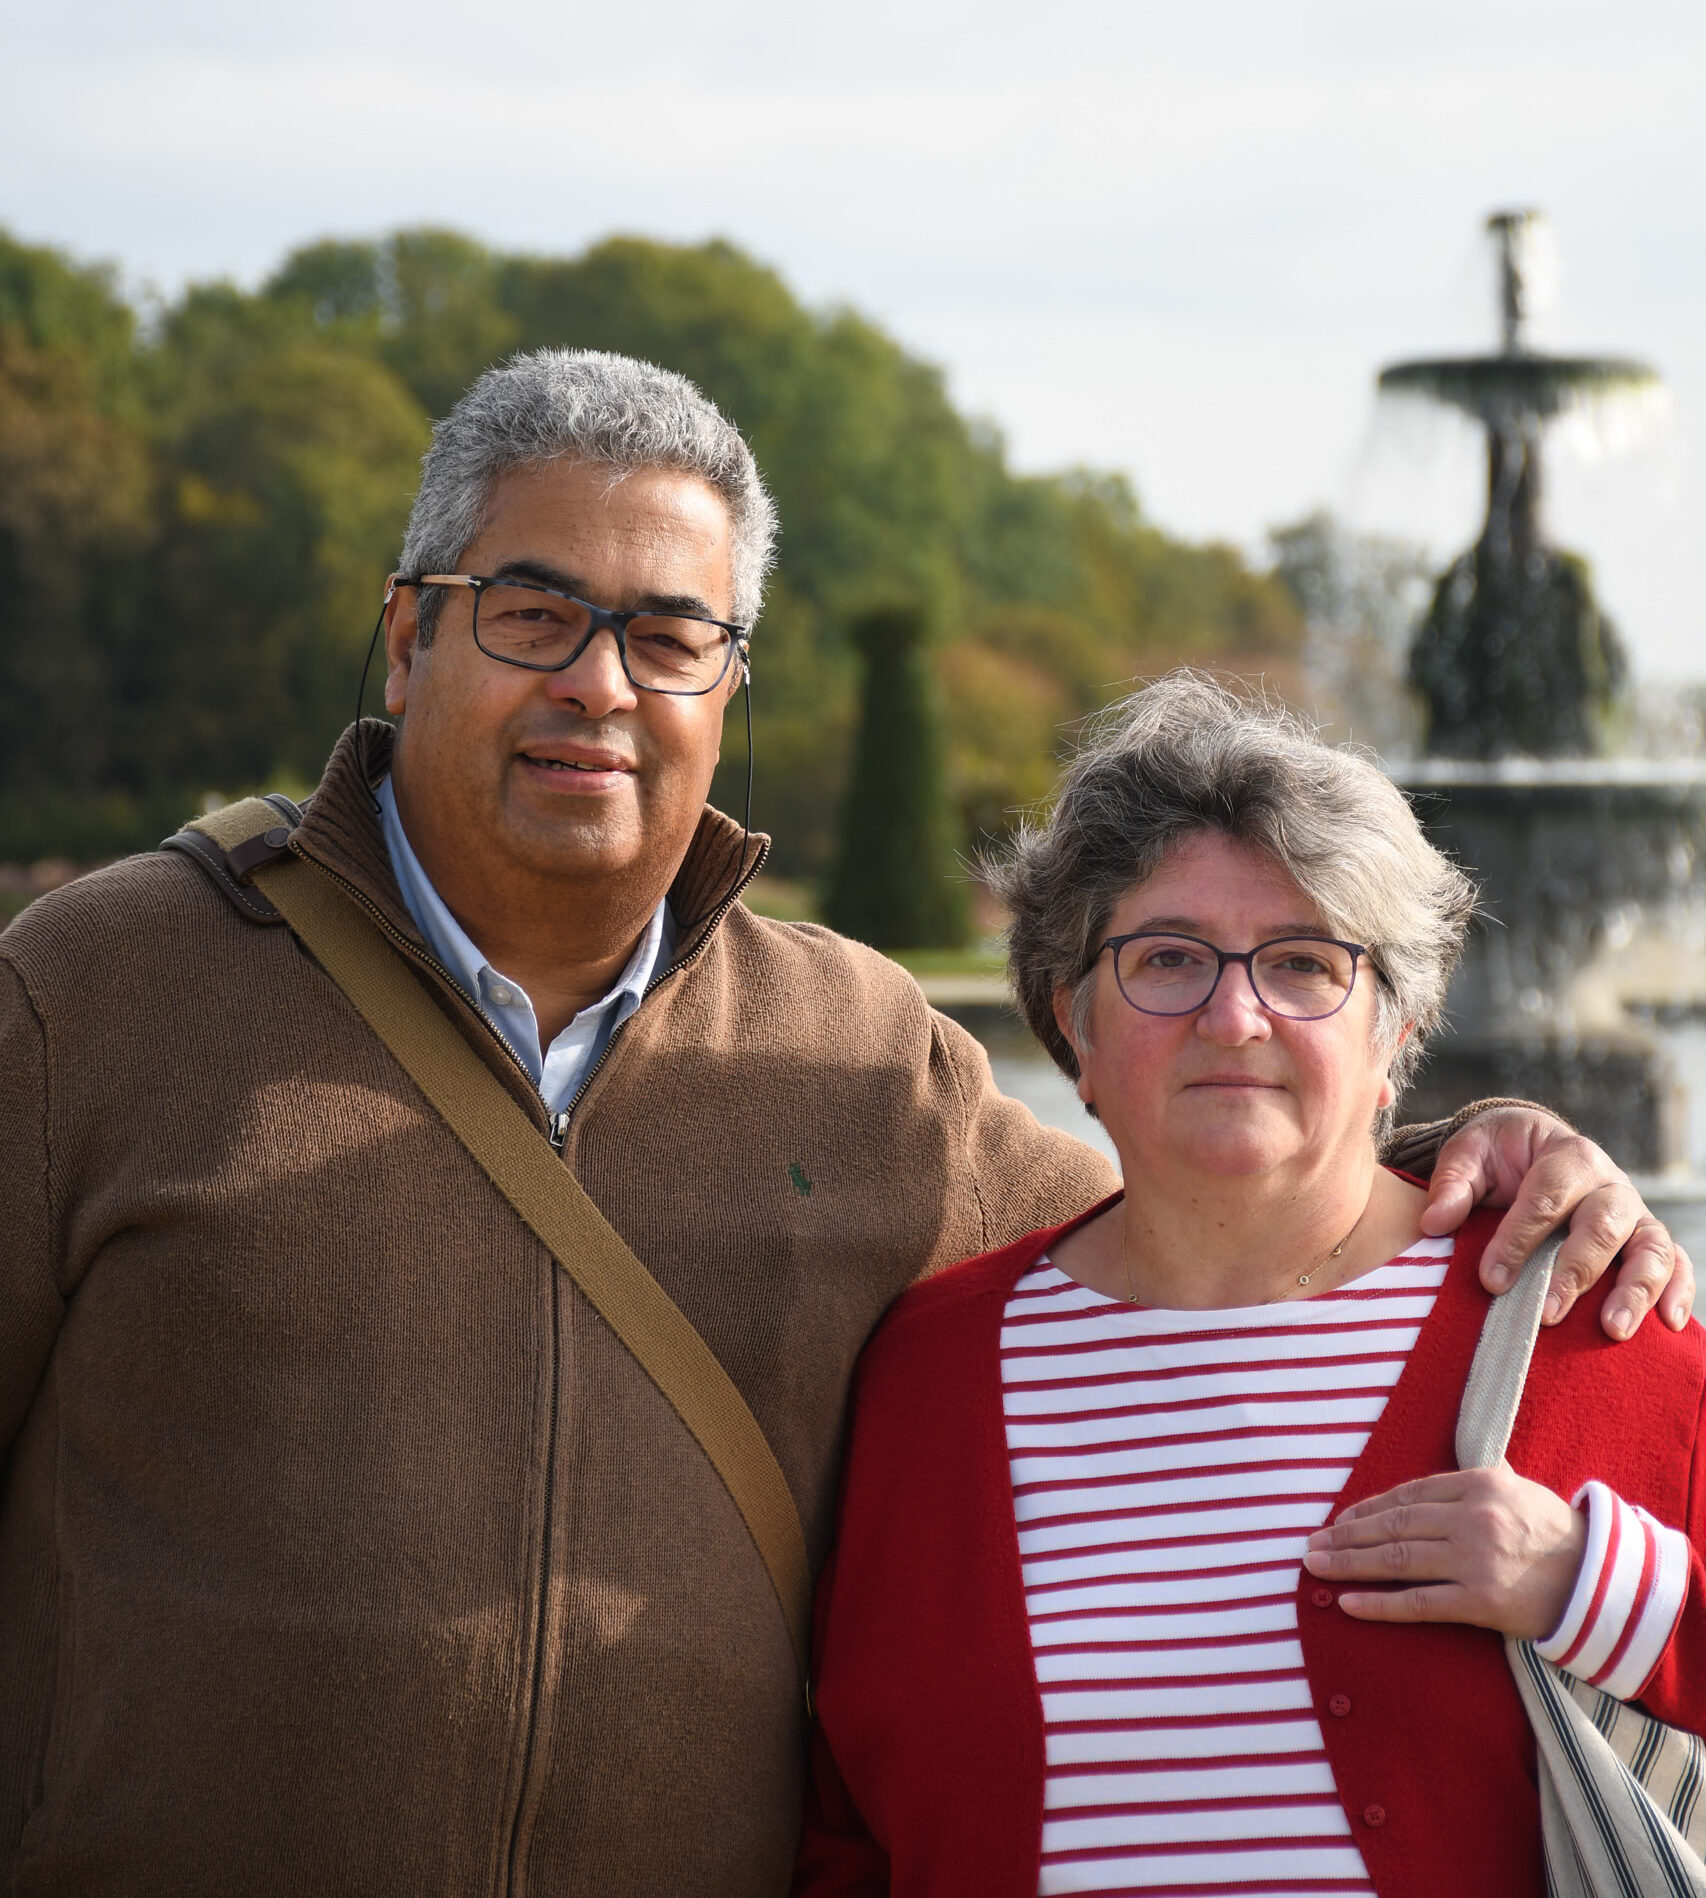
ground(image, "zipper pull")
xmin=549 ymin=1111 xmax=570 ymax=1153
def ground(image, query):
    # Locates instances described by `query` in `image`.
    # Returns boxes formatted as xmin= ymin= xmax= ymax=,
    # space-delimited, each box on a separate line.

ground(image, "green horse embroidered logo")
xmin=788 ymin=1162 xmax=814 ymax=1199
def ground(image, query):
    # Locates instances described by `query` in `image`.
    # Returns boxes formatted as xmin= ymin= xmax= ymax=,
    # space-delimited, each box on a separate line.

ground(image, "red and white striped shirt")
xmin=1000 ymin=1239 xmax=1688 ymax=1897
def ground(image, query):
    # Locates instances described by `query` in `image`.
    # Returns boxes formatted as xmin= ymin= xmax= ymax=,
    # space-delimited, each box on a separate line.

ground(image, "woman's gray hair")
xmin=398 ymin=347 xmax=777 ymax=637
xmin=987 ymin=672 xmax=1477 ymax=1103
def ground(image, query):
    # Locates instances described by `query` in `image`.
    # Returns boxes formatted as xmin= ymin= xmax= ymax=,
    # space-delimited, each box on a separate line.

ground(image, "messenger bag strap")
xmin=185 ymin=798 xmax=812 ymax=1673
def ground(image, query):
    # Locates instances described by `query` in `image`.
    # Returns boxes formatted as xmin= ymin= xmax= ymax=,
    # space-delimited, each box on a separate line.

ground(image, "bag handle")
xmin=1451 ymin=1228 xmax=1706 ymax=1890
xmin=1456 ymin=1228 xmax=1565 ymax=1470
xmin=187 ymin=799 xmax=813 ymax=1673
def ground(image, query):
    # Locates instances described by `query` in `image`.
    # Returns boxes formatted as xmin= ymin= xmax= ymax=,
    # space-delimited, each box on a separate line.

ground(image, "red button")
xmin=1363 ymin=1804 xmax=1387 ymax=1828
xmin=1328 ymin=1693 xmax=1352 ymax=1717
xmin=1311 ymin=1587 xmax=1334 ymax=1609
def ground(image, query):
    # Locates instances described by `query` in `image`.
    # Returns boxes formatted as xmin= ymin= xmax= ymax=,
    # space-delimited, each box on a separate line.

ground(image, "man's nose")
xmin=543 ymin=626 xmax=639 ymax=718
xmin=1196 ymin=957 xmax=1272 ymax=1042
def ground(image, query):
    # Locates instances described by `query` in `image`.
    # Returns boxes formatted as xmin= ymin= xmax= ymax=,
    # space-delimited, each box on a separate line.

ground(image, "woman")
xmin=795 ymin=675 xmax=1704 ymax=1898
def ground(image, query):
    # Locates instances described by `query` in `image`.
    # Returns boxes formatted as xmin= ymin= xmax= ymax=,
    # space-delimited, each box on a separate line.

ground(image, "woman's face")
xmin=1056 ymin=833 xmax=1405 ymax=1185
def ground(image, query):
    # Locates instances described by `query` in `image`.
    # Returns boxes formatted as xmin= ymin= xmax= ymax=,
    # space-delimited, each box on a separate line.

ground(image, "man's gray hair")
xmin=988 ymin=672 xmax=1477 ymax=1103
xmin=398 ymin=347 xmax=777 ymax=637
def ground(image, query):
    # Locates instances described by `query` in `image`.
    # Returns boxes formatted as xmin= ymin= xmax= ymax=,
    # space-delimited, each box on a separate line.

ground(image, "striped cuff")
xmin=1535 ymin=1480 xmax=1690 ymax=1700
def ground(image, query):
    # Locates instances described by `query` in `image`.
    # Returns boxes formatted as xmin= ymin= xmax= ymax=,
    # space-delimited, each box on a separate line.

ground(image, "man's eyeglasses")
xmin=404 ymin=574 xmax=749 ymax=696
xmin=1097 ymin=932 xmax=1371 ymax=1021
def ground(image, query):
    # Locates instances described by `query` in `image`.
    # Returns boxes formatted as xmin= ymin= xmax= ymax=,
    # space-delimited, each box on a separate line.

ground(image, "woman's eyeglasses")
xmin=1098 ymin=932 xmax=1370 ymax=1020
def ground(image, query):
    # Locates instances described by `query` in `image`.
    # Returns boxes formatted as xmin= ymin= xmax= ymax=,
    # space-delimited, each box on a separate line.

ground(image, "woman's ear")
xmin=1378 ymin=1023 xmax=1414 ymax=1111
xmin=1053 ymin=986 xmax=1094 ymax=1108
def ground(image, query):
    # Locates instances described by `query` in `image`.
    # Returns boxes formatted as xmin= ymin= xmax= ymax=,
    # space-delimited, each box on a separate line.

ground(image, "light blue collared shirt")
xmin=377 ymin=776 xmax=674 ymax=1116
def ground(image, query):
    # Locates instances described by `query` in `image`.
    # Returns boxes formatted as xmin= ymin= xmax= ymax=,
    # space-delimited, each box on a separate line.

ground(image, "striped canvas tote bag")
xmin=1457 ymin=1232 xmax=1706 ymax=1896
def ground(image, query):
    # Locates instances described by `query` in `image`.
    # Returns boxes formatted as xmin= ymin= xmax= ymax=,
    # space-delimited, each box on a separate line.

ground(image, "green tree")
xmin=0 ymin=329 xmax=156 ymax=853
xmin=136 ymin=320 xmax=431 ymax=792
xmin=266 ymin=229 xmax=519 ymax=418
xmin=824 ymin=604 xmax=969 ymax=949
xmin=939 ymin=609 xmax=1090 ymax=847
xmin=0 ymin=235 xmax=160 ymax=854
xmin=0 ymin=229 xmax=139 ymax=414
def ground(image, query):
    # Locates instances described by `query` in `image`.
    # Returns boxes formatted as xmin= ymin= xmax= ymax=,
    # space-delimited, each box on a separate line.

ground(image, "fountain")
xmin=1381 ymin=213 xmax=1706 ymax=1242
xmin=1386 ymin=210 xmax=1652 ymax=760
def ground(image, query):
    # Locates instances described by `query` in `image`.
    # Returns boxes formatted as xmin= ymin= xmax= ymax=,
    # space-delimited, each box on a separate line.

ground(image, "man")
xmin=0 ymin=349 xmax=1688 ymax=1897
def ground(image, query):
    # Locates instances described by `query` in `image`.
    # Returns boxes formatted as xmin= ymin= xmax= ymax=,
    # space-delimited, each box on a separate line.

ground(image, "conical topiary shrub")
xmin=824 ymin=602 xmax=970 ymax=950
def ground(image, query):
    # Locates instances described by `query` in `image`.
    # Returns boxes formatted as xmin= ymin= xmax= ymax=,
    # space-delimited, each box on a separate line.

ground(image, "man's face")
xmin=384 ymin=458 xmax=741 ymax=899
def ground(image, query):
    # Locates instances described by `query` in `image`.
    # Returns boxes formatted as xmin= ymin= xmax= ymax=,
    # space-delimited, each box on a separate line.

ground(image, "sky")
xmin=6 ymin=0 xmax=1703 ymax=679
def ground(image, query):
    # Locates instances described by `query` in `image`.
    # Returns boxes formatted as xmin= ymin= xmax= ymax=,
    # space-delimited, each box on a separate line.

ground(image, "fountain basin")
xmin=1380 ymin=354 xmax=1659 ymax=424
xmin=1391 ymin=760 xmax=1706 ymax=1176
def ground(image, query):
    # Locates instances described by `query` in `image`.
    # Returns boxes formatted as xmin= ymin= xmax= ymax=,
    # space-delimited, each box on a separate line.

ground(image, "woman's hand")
xmin=1302 ymin=1467 xmax=1586 ymax=1640
xmin=1418 ymin=1107 xmax=1694 ymax=1338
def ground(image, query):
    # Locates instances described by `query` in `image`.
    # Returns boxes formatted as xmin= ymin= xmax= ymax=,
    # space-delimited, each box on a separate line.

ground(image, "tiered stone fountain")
xmin=1383 ymin=212 xmax=1706 ymax=1235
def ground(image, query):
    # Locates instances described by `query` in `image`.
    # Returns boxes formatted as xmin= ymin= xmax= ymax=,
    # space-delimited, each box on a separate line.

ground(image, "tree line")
xmin=0 ymin=225 xmax=1306 ymax=876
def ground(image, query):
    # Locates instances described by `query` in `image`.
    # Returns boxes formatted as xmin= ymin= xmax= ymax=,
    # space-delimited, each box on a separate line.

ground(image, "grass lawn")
xmin=742 ymin=876 xmax=1010 ymax=980
xmin=884 ymin=945 xmax=1009 ymax=979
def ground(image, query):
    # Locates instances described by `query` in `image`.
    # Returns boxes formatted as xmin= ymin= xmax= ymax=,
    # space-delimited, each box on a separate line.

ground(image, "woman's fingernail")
xmin=1543 ymin=1292 xmax=1563 ymax=1324
xmin=1485 ymin=1261 xmax=1511 ymax=1292
xmin=1609 ymin=1306 xmax=1634 ymax=1339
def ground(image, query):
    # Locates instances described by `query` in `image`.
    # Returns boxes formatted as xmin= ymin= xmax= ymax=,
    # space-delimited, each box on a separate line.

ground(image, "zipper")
xmin=554 ymin=834 xmax=770 ymax=1131
xmin=503 ymin=1260 xmax=560 ymax=1898
xmin=291 ymin=830 xmax=763 ymax=1893
xmin=495 ymin=837 xmax=765 ymax=1887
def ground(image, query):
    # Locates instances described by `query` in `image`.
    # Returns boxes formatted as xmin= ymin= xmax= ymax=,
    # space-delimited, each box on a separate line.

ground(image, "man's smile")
xmin=516 ymin=741 xmax=637 ymax=791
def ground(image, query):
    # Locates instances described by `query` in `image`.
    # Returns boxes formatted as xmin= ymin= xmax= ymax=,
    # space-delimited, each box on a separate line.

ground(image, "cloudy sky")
xmin=7 ymin=0 xmax=1702 ymax=678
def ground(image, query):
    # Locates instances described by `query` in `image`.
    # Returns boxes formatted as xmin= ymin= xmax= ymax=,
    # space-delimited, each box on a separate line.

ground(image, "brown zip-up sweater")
xmin=0 ymin=724 xmax=1462 ymax=1896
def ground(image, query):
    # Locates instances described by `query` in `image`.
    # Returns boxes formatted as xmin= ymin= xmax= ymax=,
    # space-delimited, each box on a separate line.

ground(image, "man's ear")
xmin=383 ymin=583 xmax=421 ymax=716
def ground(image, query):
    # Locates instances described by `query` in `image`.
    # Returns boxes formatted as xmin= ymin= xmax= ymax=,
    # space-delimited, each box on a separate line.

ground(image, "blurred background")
xmin=3 ymin=0 xmax=1703 ymax=1217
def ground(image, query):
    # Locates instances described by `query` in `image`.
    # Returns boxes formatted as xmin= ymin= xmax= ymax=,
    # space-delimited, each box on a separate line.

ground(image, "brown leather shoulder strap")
xmin=167 ymin=796 xmax=303 ymax=921
xmin=187 ymin=800 xmax=811 ymax=1672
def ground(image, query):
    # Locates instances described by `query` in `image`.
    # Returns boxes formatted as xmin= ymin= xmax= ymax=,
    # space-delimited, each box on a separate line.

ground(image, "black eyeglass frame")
xmin=1096 ymin=930 xmax=1373 ymax=1021
xmin=401 ymin=573 xmax=750 ymax=696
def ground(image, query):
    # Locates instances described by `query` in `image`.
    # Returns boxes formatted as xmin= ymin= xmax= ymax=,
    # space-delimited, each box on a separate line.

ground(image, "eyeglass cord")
xmin=356 ymin=598 xmax=387 ymax=812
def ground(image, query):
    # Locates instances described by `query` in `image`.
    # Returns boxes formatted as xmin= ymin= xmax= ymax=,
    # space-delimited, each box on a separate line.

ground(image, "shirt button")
xmin=1311 ymin=1588 xmax=1334 ymax=1609
xmin=1362 ymin=1804 xmax=1387 ymax=1828
xmin=1328 ymin=1693 xmax=1352 ymax=1718
xmin=488 ymin=983 xmax=515 ymax=1007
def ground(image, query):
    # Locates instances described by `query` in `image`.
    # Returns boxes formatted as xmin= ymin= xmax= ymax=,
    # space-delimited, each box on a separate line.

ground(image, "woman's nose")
xmin=1195 ymin=959 xmax=1272 ymax=1042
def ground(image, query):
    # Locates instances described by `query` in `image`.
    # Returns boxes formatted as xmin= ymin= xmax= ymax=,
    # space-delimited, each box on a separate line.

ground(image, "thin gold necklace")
xmin=1284 ymin=1211 xmax=1366 ymax=1299
xmin=1119 ymin=1200 xmax=1371 ymax=1306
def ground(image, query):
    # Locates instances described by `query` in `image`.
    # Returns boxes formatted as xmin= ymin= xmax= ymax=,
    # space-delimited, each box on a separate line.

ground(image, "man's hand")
xmin=1302 ymin=1468 xmax=1585 ymax=1639
xmin=1418 ymin=1106 xmax=1694 ymax=1339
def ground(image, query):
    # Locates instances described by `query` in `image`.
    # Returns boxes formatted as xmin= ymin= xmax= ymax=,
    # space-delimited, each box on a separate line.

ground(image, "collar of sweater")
xmin=292 ymin=719 xmax=769 ymax=976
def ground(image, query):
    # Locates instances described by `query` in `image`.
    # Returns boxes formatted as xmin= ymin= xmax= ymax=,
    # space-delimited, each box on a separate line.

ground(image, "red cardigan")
xmin=795 ymin=1202 xmax=1706 ymax=1898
